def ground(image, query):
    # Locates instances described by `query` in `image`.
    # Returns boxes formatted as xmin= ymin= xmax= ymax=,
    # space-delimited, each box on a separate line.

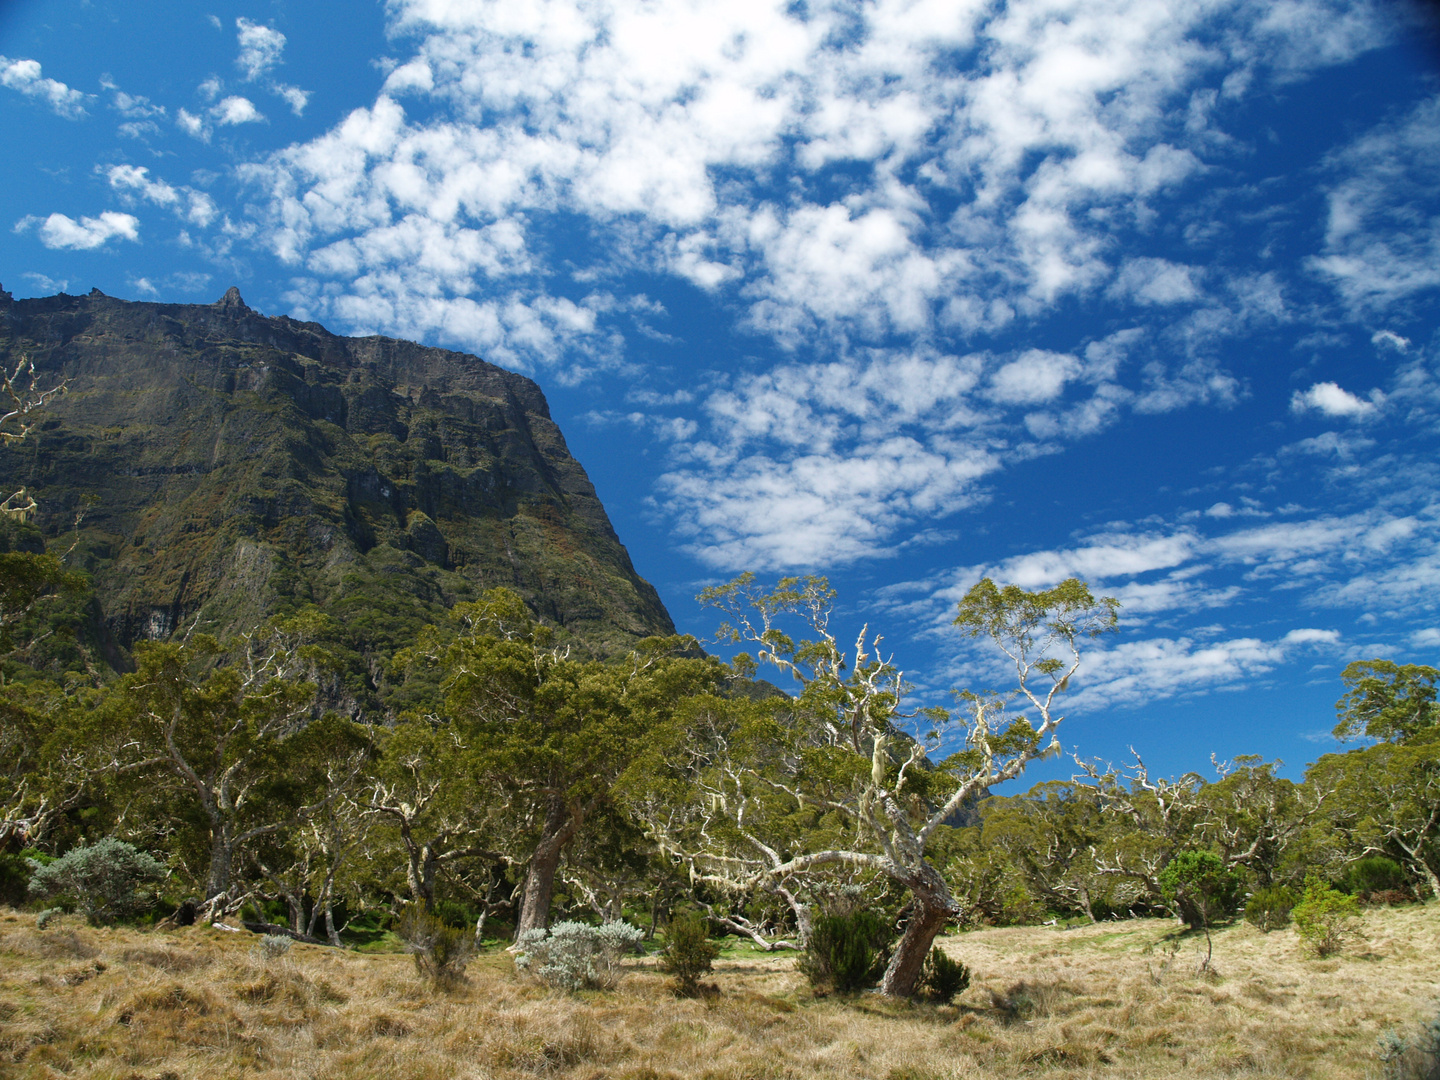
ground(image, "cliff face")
xmin=0 ymin=286 xmax=674 ymax=706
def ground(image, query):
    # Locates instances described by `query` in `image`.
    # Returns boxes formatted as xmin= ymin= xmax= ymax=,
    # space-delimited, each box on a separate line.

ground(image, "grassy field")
xmin=1 ymin=903 xmax=1437 ymax=1079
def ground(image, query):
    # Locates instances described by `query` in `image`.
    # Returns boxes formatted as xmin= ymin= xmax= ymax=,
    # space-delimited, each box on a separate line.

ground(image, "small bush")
xmin=1292 ymin=877 xmax=1362 ymax=957
xmin=659 ymin=911 xmax=721 ymax=997
xmin=798 ymin=908 xmax=893 ymax=994
xmin=916 ymin=946 xmax=971 ymax=1003
xmin=252 ymin=934 xmax=293 ymax=963
xmin=27 ymin=838 xmax=167 ymax=925
xmin=1158 ymin=850 xmax=1246 ymax=930
xmin=398 ymin=907 xmax=474 ymax=988
xmin=1245 ymin=885 xmax=1296 ymax=932
xmin=35 ymin=906 xmax=64 ymax=930
xmin=514 ymin=920 xmax=643 ymax=992
xmin=1343 ymin=856 xmax=1408 ymax=897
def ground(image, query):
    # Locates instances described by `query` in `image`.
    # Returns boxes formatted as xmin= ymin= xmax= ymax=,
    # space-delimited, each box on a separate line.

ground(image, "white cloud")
xmin=1309 ymin=94 xmax=1440 ymax=310
xmin=177 ymin=108 xmax=208 ymax=140
xmin=1290 ymin=380 xmax=1382 ymax=419
xmin=1371 ymin=329 xmax=1410 ymax=352
xmin=236 ymin=19 xmax=286 ymax=81
xmin=1063 ymin=626 xmax=1342 ymax=711
xmin=215 ymin=96 xmax=264 ymax=126
xmin=246 ymin=0 xmax=1391 ymax=363
xmin=1108 ymin=258 xmax=1204 ymax=305
xmin=106 ymin=165 xmax=217 ymax=226
xmin=0 ymin=56 xmax=87 ymax=118
xmin=15 ymin=211 xmax=140 ymax=250
xmin=988 ymin=350 xmax=1081 ymax=405
xmin=274 ymin=85 xmax=310 ymax=116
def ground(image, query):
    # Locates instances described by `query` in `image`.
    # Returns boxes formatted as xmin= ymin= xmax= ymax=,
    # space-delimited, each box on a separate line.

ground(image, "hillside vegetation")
xmin=2 ymin=904 xmax=1436 ymax=1080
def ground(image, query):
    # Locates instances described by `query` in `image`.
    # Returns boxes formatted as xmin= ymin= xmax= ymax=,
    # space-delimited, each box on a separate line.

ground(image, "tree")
xmin=100 ymin=618 xmax=364 ymax=921
xmin=1158 ymin=849 xmax=1246 ymax=970
xmin=632 ymin=573 xmax=1117 ymax=998
xmin=980 ymin=781 xmax=1124 ymax=922
xmin=0 ymin=680 xmax=93 ymax=852
xmin=364 ymin=716 xmax=502 ymax=913
xmin=409 ymin=588 xmax=720 ymax=937
xmin=1308 ymin=740 xmax=1440 ymax=900
xmin=1335 ymin=660 xmax=1438 ymax=744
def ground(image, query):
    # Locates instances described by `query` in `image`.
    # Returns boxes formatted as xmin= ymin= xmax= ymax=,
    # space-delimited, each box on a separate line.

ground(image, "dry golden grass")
xmin=1 ymin=903 xmax=1436 ymax=1080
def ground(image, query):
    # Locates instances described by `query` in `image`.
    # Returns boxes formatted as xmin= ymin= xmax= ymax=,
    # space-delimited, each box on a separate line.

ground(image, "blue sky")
xmin=3 ymin=0 xmax=1439 ymax=784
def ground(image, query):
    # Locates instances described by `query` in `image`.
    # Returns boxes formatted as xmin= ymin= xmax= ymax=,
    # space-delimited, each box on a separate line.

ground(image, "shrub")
xmin=1379 ymin=1008 xmax=1440 ymax=1080
xmin=798 ymin=908 xmax=893 ymax=994
xmin=1158 ymin=850 xmax=1246 ymax=930
xmin=398 ymin=906 xmax=475 ymax=989
xmin=513 ymin=920 xmax=643 ymax=992
xmin=1245 ymin=885 xmax=1297 ymax=932
xmin=916 ymin=945 xmax=971 ymax=1003
xmin=659 ymin=911 xmax=721 ymax=996
xmin=252 ymin=934 xmax=293 ymax=963
xmin=35 ymin=906 xmax=64 ymax=929
xmin=27 ymin=838 xmax=167 ymax=925
xmin=1292 ymin=877 xmax=1362 ymax=957
xmin=1343 ymin=856 xmax=1408 ymax=897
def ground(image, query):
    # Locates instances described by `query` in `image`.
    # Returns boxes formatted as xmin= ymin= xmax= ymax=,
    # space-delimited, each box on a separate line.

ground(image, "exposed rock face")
xmin=0 ymin=288 xmax=674 ymax=707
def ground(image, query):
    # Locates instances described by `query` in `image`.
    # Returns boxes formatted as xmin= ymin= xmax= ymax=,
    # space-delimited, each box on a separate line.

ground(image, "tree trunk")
xmin=879 ymin=896 xmax=954 ymax=998
xmin=203 ymin=830 xmax=235 ymax=920
xmin=515 ymin=798 xmax=583 ymax=937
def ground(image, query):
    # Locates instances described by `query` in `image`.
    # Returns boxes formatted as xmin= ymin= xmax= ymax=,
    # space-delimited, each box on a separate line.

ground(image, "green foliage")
xmin=916 ymin=946 xmax=971 ymax=1003
xmin=1342 ymin=856 xmax=1408 ymax=896
xmin=659 ymin=910 xmax=721 ymax=996
xmin=1305 ymin=739 xmax=1440 ymax=902
xmin=798 ymin=907 xmax=894 ymax=994
xmin=0 ymin=849 xmax=40 ymax=906
xmin=398 ymin=906 xmax=475 ymax=989
xmin=1292 ymin=877 xmax=1362 ymax=957
xmin=27 ymin=837 xmax=167 ymax=924
xmin=1158 ymin=850 xmax=1246 ymax=930
xmin=1245 ymin=885 xmax=1296 ymax=932
xmin=513 ymin=920 xmax=644 ymax=992
xmin=1335 ymin=660 xmax=1438 ymax=744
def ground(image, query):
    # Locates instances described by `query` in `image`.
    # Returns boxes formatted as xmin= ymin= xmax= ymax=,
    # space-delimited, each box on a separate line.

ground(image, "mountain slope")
xmin=0 ymin=285 xmax=674 ymax=710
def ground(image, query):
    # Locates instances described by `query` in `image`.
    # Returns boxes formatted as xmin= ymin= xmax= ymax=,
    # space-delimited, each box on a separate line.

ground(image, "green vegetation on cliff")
xmin=0 ymin=287 xmax=672 ymax=712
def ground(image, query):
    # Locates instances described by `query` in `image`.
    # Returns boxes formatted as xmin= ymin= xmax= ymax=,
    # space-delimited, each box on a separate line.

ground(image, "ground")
xmin=1 ymin=903 xmax=1436 ymax=1079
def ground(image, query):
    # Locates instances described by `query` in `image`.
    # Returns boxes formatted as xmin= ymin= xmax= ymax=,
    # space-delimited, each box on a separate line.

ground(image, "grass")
xmin=1 ymin=903 xmax=1436 ymax=1079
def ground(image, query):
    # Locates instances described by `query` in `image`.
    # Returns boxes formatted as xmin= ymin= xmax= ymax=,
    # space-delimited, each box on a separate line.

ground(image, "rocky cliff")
xmin=0 ymin=286 xmax=674 ymax=710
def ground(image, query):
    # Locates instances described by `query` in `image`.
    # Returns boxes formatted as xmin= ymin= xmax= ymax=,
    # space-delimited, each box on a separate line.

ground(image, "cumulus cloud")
xmin=177 ymin=94 xmax=266 ymax=140
xmin=1290 ymin=380 xmax=1383 ymax=419
xmin=236 ymin=19 xmax=286 ymax=81
xmin=15 ymin=211 xmax=140 ymax=250
xmin=215 ymin=96 xmax=263 ymax=125
xmin=0 ymin=56 xmax=88 ymax=118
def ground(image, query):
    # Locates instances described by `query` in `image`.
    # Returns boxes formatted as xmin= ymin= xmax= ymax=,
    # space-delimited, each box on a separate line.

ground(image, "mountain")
xmin=0 ymin=285 xmax=674 ymax=712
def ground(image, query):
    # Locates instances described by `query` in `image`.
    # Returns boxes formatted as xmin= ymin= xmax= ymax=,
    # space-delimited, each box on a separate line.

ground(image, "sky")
xmin=2 ymin=0 xmax=1439 ymax=786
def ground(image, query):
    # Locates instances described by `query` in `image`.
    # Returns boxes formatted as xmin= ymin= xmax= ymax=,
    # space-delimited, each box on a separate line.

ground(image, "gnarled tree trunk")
xmin=514 ymin=796 xmax=584 ymax=937
xmin=878 ymin=865 xmax=960 ymax=998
